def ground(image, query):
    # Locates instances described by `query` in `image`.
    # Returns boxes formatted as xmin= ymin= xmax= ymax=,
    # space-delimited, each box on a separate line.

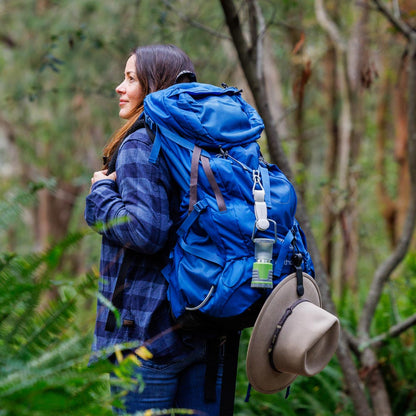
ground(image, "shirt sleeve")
xmin=85 ymin=129 xmax=172 ymax=254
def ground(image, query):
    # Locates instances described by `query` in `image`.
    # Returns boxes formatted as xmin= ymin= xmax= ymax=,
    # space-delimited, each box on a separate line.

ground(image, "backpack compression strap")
xmin=189 ymin=145 xmax=202 ymax=211
xmin=189 ymin=145 xmax=226 ymax=212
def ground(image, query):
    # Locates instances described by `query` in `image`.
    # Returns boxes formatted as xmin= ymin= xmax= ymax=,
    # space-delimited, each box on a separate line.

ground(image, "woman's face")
xmin=115 ymin=55 xmax=143 ymax=119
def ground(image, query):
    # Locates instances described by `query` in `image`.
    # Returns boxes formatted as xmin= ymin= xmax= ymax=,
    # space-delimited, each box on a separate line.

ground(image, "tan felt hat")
xmin=246 ymin=273 xmax=340 ymax=394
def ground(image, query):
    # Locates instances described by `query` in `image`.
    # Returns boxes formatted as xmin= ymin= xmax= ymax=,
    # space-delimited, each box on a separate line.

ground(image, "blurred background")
xmin=0 ymin=1 xmax=415 ymax=415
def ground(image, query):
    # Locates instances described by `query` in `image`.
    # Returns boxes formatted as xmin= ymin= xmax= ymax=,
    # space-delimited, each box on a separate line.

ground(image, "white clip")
xmin=253 ymin=170 xmax=270 ymax=231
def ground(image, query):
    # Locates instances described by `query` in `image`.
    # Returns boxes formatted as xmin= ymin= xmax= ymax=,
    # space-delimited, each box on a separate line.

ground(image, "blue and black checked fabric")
xmin=85 ymin=128 xmax=188 ymax=362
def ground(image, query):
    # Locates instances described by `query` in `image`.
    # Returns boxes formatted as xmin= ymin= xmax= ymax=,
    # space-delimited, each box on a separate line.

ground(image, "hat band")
xmin=267 ymin=298 xmax=310 ymax=373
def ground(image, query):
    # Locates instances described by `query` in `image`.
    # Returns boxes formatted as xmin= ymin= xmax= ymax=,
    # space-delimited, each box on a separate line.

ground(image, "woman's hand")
xmin=90 ymin=170 xmax=117 ymax=188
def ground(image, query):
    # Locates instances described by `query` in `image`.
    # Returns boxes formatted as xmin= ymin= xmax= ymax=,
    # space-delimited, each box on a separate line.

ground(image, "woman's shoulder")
xmin=116 ymin=126 xmax=168 ymax=175
xmin=121 ymin=126 xmax=152 ymax=149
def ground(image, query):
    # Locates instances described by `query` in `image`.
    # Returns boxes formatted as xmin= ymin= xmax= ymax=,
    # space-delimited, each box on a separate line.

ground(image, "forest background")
xmin=0 ymin=0 xmax=415 ymax=415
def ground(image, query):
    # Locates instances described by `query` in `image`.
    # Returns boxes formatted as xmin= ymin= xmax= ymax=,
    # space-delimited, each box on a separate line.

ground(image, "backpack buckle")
xmin=252 ymin=170 xmax=269 ymax=231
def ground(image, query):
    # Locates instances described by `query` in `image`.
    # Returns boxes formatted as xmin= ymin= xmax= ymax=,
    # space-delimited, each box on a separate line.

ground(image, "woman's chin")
xmin=119 ymin=110 xmax=129 ymax=119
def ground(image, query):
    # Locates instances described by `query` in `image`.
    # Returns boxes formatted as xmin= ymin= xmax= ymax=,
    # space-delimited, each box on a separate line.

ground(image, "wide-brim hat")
xmin=246 ymin=273 xmax=340 ymax=394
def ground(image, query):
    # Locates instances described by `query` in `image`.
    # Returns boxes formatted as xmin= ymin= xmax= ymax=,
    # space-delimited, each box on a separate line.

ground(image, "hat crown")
xmin=272 ymin=301 xmax=340 ymax=376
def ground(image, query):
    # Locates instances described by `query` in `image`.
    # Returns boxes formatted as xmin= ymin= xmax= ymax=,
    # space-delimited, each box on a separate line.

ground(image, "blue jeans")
xmin=110 ymin=340 xmax=224 ymax=415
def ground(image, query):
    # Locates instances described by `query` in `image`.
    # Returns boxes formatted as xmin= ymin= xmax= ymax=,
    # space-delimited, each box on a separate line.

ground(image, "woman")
xmin=85 ymin=44 xmax=223 ymax=415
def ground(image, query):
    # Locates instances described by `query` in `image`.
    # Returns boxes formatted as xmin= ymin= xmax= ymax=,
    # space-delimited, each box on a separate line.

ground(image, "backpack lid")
xmin=144 ymin=82 xmax=264 ymax=150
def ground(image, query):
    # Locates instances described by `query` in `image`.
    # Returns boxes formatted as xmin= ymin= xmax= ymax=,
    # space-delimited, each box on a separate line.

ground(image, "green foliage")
xmin=0 ymin=187 xmax=119 ymax=414
xmin=0 ymin=178 xmax=56 ymax=234
xmin=0 ymin=231 xmax=119 ymax=415
xmin=334 ymin=252 xmax=416 ymax=416
xmin=131 ymin=410 xmax=197 ymax=415
xmin=372 ymin=253 xmax=416 ymax=415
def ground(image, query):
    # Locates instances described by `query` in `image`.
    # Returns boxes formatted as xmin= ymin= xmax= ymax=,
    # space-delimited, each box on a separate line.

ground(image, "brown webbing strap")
xmin=267 ymin=298 xmax=310 ymax=372
xmin=189 ymin=145 xmax=202 ymax=212
xmin=201 ymin=155 xmax=227 ymax=212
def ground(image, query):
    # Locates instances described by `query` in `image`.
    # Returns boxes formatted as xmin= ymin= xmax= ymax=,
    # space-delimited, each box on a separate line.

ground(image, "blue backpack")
xmin=144 ymin=82 xmax=314 ymax=331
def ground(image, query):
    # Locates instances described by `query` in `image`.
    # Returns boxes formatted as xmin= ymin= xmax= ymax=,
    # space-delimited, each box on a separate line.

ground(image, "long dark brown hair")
xmin=103 ymin=44 xmax=196 ymax=166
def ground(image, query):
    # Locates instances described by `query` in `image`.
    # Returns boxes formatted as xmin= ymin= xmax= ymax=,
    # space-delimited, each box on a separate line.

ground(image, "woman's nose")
xmin=115 ymin=81 xmax=125 ymax=94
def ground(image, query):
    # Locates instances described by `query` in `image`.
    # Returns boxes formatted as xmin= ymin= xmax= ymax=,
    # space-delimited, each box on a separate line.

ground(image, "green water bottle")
xmin=251 ymin=238 xmax=274 ymax=289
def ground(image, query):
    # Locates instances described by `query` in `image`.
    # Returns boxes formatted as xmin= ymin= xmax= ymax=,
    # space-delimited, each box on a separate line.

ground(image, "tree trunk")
xmin=376 ymin=48 xmax=411 ymax=248
xmin=315 ymin=0 xmax=360 ymax=296
xmin=322 ymin=44 xmax=339 ymax=279
xmin=376 ymin=77 xmax=397 ymax=247
xmin=361 ymin=348 xmax=393 ymax=416
xmin=35 ymin=182 xmax=81 ymax=246
xmin=393 ymin=53 xmax=411 ymax=242
xmin=290 ymin=27 xmax=311 ymax=201
xmin=341 ymin=0 xmax=370 ymax=293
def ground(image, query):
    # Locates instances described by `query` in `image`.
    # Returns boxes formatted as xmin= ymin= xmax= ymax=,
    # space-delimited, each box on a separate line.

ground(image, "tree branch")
xmin=315 ymin=0 xmax=353 ymax=212
xmin=247 ymin=0 xmax=266 ymax=81
xmin=371 ymin=0 xmax=412 ymax=39
xmin=0 ymin=33 xmax=17 ymax=48
xmin=0 ymin=114 xmax=16 ymax=143
xmin=315 ymin=0 xmax=346 ymax=51
xmin=345 ymin=329 xmax=361 ymax=358
xmin=392 ymin=0 xmax=401 ymax=20
xmin=359 ymin=313 xmax=416 ymax=350
xmin=219 ymin=0 xmax=253 ymax=76
xmin=161 ymin=0 xmax=230 ymax=40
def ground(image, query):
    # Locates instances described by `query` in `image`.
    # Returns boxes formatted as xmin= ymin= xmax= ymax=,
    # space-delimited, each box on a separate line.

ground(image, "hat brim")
xmin=246 ymin=273 xmax=321 ymax=394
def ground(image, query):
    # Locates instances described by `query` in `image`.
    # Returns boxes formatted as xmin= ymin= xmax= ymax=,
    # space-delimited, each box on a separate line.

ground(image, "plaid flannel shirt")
xmin=85 ymin=128 xmax=188 ymax=362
